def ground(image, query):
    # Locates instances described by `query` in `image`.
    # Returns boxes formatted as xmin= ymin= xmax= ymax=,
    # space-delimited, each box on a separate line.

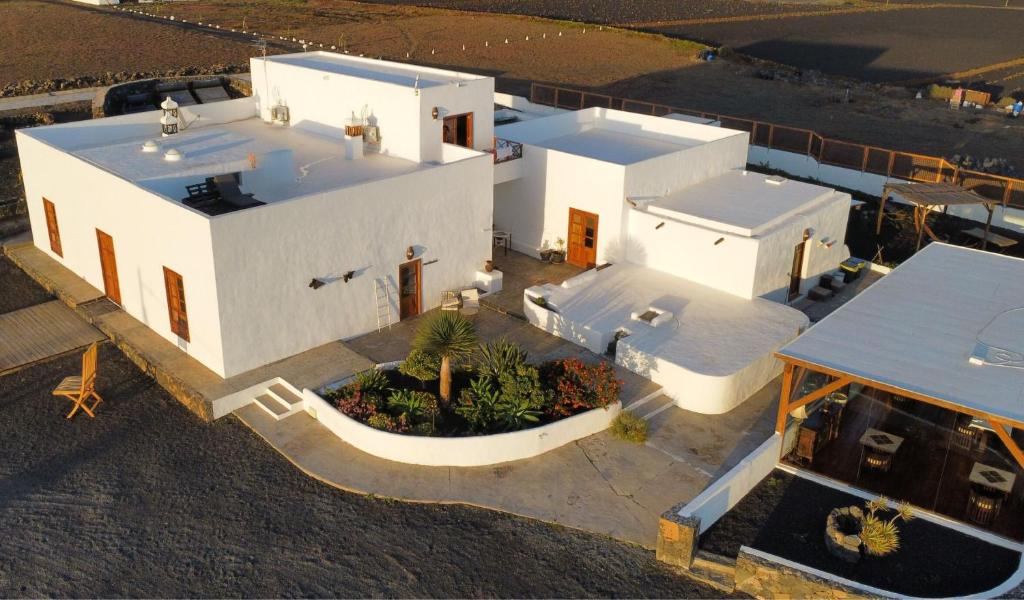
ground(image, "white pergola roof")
xmin=779 ymin=243 xmax=1024 ymax=424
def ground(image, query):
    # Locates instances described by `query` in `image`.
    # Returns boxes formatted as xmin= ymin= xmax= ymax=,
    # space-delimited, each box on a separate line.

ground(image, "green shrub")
xmin=387 ymin=389 xmax=439 ymax=425
xmin=456 ymin=376 xmax=502 ymax=433
xmin=399 ymin=350 xmax=440 ymax=384
xmin=476 ymin=339 xmax=528 ymax=379
xmin=355 ymin=368 xmax=389 ymax=394
xmin=497 ymin=363 xmax=548 ymax=409
xmin=925 ymin=83 xmax=954 ymax=100
xmin=367 ymin=413 xmax=409 ymax=433
xmin=610 ymin=411 xmax=648 ymax=444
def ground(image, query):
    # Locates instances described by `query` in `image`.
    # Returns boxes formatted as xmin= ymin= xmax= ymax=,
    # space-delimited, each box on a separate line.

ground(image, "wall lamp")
xmin=431 ymin=106 xmax=439 ymax=120
xmin=342 ymin=270 xmax=355 ymax=282
xmin=309 ymin=278 xmax=326 ymax=290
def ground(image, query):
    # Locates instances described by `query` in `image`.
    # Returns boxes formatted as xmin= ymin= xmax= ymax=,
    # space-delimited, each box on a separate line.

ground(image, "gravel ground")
xmin=0 ymin=342 xmax=723 ymax=598
xmin=657 ymin=7 xmax=1024 ymax=82
xmin=701 ymin=471 xmax=1020 ymax=598
xmin=0 ymin=256 xmax=51 ymax=314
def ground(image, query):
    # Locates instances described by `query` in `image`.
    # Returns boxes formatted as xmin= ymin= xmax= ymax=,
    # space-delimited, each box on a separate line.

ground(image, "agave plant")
xmin=860 ymin=496 xmax=914 ymax=557
xmin=476 ymin=339 xmax=528 ymax=380
xmin=413 ymin=312 xmax=477 ymax=403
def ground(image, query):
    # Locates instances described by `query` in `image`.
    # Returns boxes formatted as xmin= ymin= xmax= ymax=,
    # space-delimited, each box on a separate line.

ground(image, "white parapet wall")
xmin=678 ymin=434 xmax=783 ymax=533
xmin=73 ymin=0 xmax=119 ymax=4
xmin=748 ymin=145 xmax=1024 ymax=235
xmin=301 ymin=383 xmax=621 ymax=467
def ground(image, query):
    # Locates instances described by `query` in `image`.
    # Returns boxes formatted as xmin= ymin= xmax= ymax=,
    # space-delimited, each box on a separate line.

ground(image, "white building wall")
xmin=623 ymin=133 xmax=748 ymax=198
xmin=208 ymin=152 xmax=493 ymax=377
xmin=752 ymin=193 xmax=852 ymax=303
xmin=17 ymin=133 xmax=227 ymax=374
xmin=624 ymin=208 xmax=761 ymax=299
xmin=493 ymin=147 xmax=626 ymax=261
xmin=418 ymin=77 xmax=495 ymax=162
xmin=250 ymin=56 xmax=425 ymax=162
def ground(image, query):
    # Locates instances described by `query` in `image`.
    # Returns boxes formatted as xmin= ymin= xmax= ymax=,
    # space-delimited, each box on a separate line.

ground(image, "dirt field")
xmin=0 ymin=0 xmax=257 ymax=86
xmin=0 ymin=334 xmax=724 ymax=597
xmin=662 ymin=7 xmax=1024 ymax=84
xmin=353 ymin=0 xmax=849 ymax=24
xmin=1 ymin=0 xmax=1022 ymax=173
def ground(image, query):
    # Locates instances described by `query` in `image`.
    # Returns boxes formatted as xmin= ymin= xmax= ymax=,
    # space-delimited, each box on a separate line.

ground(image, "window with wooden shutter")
xmin=163 ymin=267 xmax=190 ymax=342
xmin=43 ymin=198 xmax=62 ymax=257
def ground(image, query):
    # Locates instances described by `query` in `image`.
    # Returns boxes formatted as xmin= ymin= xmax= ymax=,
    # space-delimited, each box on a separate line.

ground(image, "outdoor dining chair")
xmin=460 ymin=288 xmax=480 ymax=316
xmin=51 ymin=343 xmax=104 ymax=420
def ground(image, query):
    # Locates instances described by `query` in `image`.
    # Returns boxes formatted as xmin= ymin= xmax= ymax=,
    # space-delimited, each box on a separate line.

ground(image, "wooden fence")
xmin=529 ymin=83 xmax=1023 ymax=210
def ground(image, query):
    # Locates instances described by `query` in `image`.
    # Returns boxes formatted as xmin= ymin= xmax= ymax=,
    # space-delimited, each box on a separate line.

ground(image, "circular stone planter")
xmin=825 ymin=506 xmax=865 ymax=563
xmin=311 ymin=363 xmax=622 ymax=467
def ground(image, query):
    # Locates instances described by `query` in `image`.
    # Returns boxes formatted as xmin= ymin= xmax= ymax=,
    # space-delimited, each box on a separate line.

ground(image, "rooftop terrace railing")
xmin=493 ymin=137 xmax=524 ymax=164
xmin=529 ymin=83 xmax=1023 ymax=210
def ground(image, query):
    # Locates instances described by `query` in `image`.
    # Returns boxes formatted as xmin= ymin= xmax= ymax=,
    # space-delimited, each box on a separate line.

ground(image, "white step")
xmin=252 ymin=381 xmax=304 ymax=421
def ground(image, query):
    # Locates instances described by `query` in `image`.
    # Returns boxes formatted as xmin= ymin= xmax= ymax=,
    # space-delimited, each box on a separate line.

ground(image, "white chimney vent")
xmin=141 ymin=140 xmax=159 ymax=153
xmin=164 ymin=148 xmax=184 ymax=162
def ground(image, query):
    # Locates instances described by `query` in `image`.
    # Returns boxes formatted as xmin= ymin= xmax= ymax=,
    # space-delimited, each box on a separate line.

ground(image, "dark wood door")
xmin=163 ymin=267 xmax=190 ymax=342
xmin=43 ymin=198 xmax=62 ymax=257
xmin=399 ymin=259 xmax=422 ymax=320
xmin=95 ymin=229 xmax=121 ymax=305
xmin=442 ymin=112 xmax=474 ymax=148
xmin=568 ymin=208 xmax=599 ymax=268
xmin=788 ymin=241 xmax=806 ymax=301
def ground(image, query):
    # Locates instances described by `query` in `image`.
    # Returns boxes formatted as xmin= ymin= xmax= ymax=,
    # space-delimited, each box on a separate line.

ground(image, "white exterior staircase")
xmin=250 ymin=381 xmax=305 ymax=420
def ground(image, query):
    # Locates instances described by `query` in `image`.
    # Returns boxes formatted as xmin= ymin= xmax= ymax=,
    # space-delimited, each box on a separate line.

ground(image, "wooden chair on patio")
xmin=52 ymin=343 xmax=103 ymax=420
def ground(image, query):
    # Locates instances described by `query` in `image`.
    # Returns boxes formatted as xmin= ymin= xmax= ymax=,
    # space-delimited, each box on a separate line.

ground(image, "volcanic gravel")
xmin=657 ymin=7 xmax=1024 ymax=82
xmin=354 ymin=0 xmax=840 ymax=24
xmin=0 ymin=256 xmax=51 ymax=314
xmin=0 ymin=340 xmax=723 ymax=597
xmin=701 ymin=471 xmax=1020 ymax=598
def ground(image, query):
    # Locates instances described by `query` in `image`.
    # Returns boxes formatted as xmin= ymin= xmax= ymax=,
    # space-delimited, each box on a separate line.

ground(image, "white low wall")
xmin=748 ymin=146 xmax=1024 ymax=235
xmin=301 ymin=384 xmax=621 ymax=467
xmin=523 ymin=286 xmax=608 ymax=355
xmin=678 ymin=433 xmax=782 ymax=534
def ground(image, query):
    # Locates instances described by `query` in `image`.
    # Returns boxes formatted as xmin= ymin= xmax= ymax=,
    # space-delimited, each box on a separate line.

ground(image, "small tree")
xmin=399 ymin=350 xmax=440 ymax=388
xmin=413 ymin=312 xmax=477 ymax=403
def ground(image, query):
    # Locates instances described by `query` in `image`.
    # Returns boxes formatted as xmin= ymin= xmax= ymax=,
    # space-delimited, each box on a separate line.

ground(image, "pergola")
xmin=875 ymin=182 xmax=998 ymax=251
xmin=774 ymin=243 xmax=1024 ymax=471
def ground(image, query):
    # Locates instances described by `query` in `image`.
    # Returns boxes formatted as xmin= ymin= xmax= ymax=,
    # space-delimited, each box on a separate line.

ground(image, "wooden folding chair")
xmin=52 ymin=343 xmax=103 ymax=419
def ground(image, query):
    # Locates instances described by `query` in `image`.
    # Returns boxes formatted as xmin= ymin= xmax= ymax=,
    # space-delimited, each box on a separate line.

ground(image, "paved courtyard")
xmin=0 ymin=252 xmax=723 ymax=597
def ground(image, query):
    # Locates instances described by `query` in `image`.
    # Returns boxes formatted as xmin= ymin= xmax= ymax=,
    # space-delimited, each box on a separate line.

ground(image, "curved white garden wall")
xmin=301 ymin=388 xmax=621 ymax=467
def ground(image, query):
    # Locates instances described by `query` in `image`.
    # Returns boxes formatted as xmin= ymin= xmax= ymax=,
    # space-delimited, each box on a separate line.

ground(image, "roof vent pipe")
xmin=141 ymin=140 xmax=159 ymax=153
xmin=164 ymin=148 xmax=184 ymax=162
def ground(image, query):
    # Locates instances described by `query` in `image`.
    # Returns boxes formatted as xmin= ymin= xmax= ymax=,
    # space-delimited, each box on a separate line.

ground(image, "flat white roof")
xmin=534 ymin=127 xmax=694 ymax=165
xmin=546 ymin=263 xmax=808 ymax=377
xmin=73 ymin=118 xmax=427 ymax=204
xmin=495 ymin=107 xmax=745 ymax=165
xmin=779 ymin=244 xmax=1024 ymax=424
xmin=646 ymin=170 xmax=843 ymax=237
xmin=261 ymin=52 xmax=485 ymax=88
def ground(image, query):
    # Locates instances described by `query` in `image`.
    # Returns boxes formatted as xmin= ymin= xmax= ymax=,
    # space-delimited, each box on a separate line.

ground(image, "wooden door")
xmin=567 ymin=208 xmax=599 ymax=268
xmin=43 ymin=198 xmax=62 ymax=257
xmin=95 ymin=229 xmax=121 ymax=305
xmin=442 ymin=112 xmax=474 ymax=148
xmin=163 ymin=267 xmax=190 ymax=342
xmin=398 ymin=259 xmax=421 ymax=320
xmin=788 ymin=241 xmax=806 ymax=301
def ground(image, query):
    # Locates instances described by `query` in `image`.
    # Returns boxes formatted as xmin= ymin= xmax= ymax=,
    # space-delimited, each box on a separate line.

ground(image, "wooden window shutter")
xmin=163 ymin=267 xmax=190 ymax=342
xmin=43 ymin=198 xmax=62 ymax=257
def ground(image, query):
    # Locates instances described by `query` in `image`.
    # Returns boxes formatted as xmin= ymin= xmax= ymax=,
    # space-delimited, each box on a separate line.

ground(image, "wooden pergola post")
xmin=875 ymin=184 xmax=890 ymax=236
xmin=982 ymin=202 xmax=994 ymax=251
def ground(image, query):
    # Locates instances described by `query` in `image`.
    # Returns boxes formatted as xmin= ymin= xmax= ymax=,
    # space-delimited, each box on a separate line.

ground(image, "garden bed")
xmin=311 ymin=313 xmax=626 ymax=466
xmin=701 ymin=470 xmax=1021 ymax=598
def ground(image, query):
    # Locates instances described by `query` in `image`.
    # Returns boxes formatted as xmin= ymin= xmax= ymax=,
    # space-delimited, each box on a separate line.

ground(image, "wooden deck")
xmin=0 ymin=300 xmax=105 ymax=374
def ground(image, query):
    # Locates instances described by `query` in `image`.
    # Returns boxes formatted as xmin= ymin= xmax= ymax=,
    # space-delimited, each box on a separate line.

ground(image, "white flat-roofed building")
xmin=499 ymin=105 xmax=851 ymax=412
xmin=18 ymin=52 xmax=495 ymax=379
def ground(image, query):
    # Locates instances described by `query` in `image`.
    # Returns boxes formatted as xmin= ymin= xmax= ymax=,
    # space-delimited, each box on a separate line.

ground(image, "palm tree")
xmin=413 ymin=312 xmax=477 ymax=403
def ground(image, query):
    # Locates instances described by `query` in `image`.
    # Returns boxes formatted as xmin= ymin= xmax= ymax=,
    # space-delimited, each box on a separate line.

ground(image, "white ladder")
xmin=374 ymin=278 xmax=393 ymax=331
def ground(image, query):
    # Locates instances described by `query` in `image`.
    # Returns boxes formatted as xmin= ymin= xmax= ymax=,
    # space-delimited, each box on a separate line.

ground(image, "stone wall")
xmin=734 ymin=547 xmax=882 ymax=599
xmin=656 ymin=504 xmax=700 ymax=568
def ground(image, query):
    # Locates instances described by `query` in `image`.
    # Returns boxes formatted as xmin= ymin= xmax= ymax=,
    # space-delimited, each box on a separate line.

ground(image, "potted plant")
xmin=550 ymin=238 xmax=566 ymax=263
xmin=538 ymin=241 xmax=554 ymax=263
